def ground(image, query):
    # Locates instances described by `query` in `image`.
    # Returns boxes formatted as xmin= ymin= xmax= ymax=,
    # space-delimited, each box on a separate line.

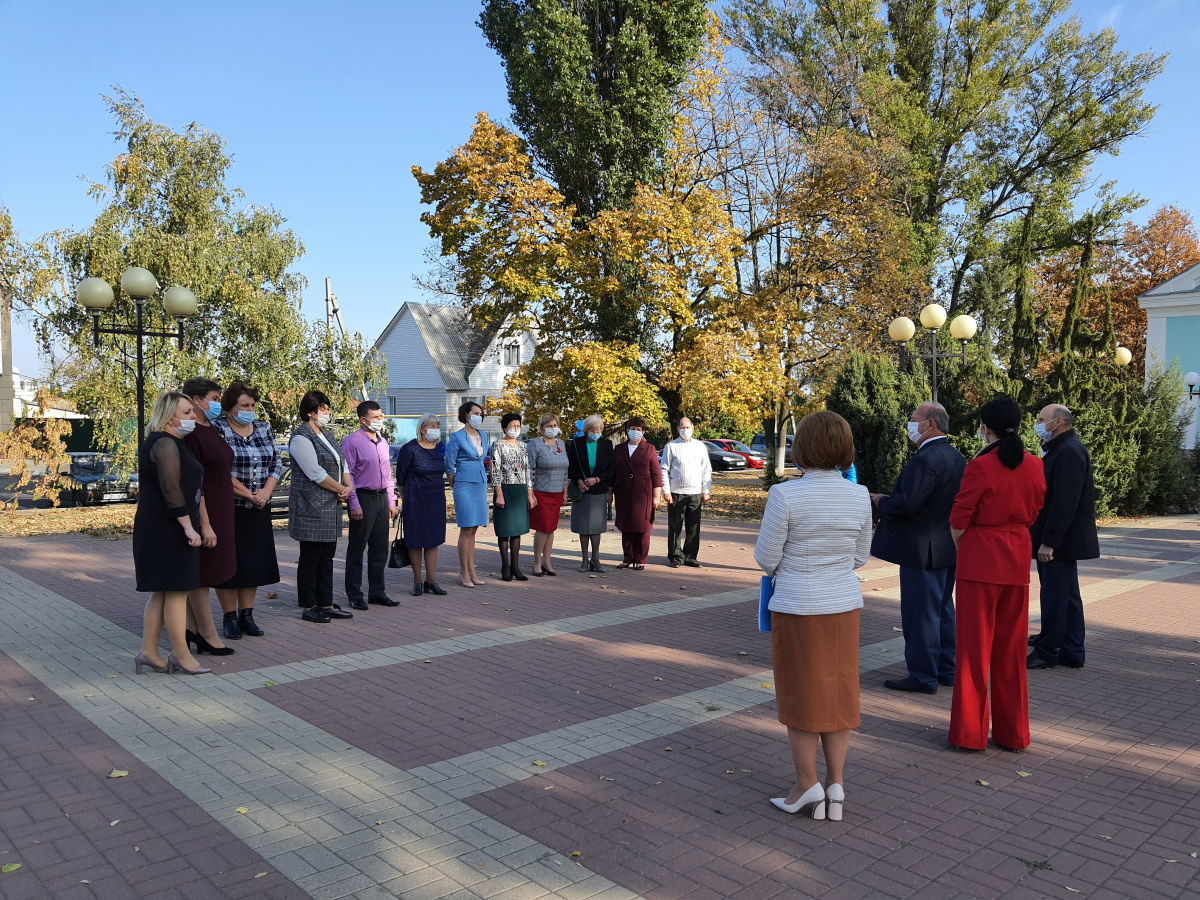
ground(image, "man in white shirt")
xmin=660 ymin=417 xmax=712 ymax=568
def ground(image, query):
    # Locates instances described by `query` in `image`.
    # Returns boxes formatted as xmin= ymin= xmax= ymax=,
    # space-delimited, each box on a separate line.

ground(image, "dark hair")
xmin=299 ymin=390 xmax=332 ymax=422
xmin=221 ymin=380 xmax=260 ymax=412
xmin=791 ymin=410 xmax=855 ymax=470
xmin=182 ymin=377 xmax=221 ymax=401
xmin=500 ymin=412 xmax=522 ymax=430
xmin=626 ymin=415 xmax=647 ymax=431
xmin=979 ymin=396 xmax=1025 ymax=470
xmin=356 ymin=400 xmax=381 ymax=419
xmin=458 ymin=400 xmax=483 ymax=424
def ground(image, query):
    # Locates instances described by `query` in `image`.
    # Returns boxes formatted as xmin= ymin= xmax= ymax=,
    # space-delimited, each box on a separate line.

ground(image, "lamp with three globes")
xmin=886 ymin=303 xmax=977 ymax=402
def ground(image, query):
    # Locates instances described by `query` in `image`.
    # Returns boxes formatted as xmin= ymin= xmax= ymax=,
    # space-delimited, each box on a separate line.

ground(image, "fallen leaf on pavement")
xmin=376 ymin=821 xmax=384 ymax=825
xmin=533 ymin=761 xmax=547 ymax=767
xmin=235 ymin=807 xmax=250 ymax=814
xmin=265 ymin=682 xmax=275 ymax=687
xmin=738 ymin=651 xmax=748 ymax=656
xmin=266 ymin=593 xmax=278 ymax=599
xmin=726 ymin=770 xmax=735 ymax=774
xmin=2 ymin=864 xmax=21 ymax=874
xmin=107 ymin=769 xmax=128 ymax=778
xmin=106 ymin=674 xmax=118 ymax=679
xmin=256 ymin=872 xmax=268 ymax=878
xmin=762 ymin=683 xmax=773 ymax=689
xmin=892 ymin=626 xmax=903 ymax=632
xmin=976 ymin=780 xmax=989 ymax=786
xmin=664 ymin=747 xmax=673 ymax=752
xmin=1066 ymin=889 xmax=1080 ymax=894
xmin=653 ymin=677 xmax=663 ymax=681
xmin=570 ymin=851 xmax=582 ymax=858
xmin=109 ymin=819 xmax=120 ymax=826
xmin=1017 ymin=771 xmax=1031 ymax=777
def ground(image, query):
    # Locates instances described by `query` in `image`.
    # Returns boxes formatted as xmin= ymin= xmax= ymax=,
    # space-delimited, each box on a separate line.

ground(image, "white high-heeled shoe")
xmin=825 ymin=783 xmax=844 ymax=821
xmin=770 ymin=782 xmax=825 ymax=818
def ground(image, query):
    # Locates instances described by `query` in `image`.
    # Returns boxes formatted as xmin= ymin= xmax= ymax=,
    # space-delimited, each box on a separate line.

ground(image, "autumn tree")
xmin=18 ymin=90 xmax=384 ymax=460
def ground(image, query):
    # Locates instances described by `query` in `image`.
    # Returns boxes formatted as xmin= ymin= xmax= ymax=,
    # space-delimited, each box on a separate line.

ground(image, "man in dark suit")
xmin=870 ymin=402 xmax=967 ymax=693
xmin=1028 ymin=404 xmax=1098 ymax=670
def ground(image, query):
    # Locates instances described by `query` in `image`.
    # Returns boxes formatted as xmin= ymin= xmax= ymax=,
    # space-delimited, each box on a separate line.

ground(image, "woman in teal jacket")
xmin=445 ymin=401 xmax=490 ymax=587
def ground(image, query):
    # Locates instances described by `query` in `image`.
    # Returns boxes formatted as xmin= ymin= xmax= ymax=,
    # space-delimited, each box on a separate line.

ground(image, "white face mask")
xmin=469 ymin=414 xmax=483 ymax=428
xmin=1034 ymin=421 xmax=1053 ymax=441
xmin=906 ymin=421 xmax=923 ymax=444
xmin=543 ymin=426 xmax=560 ymax=438
xmin=175 ymin=418 xmax=196 ymax=435
xmin=365 ymin=419 xmax=384 ymax=433
xmin=316 ymin=412 xmax=331 ymax=427
xmin=506 ymin=427 xmax=522 ymax=439
xmin=678 ymin=427 xmax=693 ymax=440
xmin=627 ymin=429 xmax=643 ymax=443
xmin=979 ymin=425 xmax=988 ymax=443
xmin=424 ymin=428 xmax=440 ymax=442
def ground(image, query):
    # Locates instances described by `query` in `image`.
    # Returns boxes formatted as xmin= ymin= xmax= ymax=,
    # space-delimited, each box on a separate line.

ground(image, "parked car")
xmin=702 ymin=441 xmax=748 ymax=472
xmin=708 ymin=439 xmax=766 ymax=469
xmin=750 ymin=433 xmax=793 ymax=456
xmin=66 ymin=452 xmax=138 ymax=506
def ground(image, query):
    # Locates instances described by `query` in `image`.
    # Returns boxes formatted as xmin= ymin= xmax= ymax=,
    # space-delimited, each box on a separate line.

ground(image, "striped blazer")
xmin=754 ymin=469 xmax=873 ymax=616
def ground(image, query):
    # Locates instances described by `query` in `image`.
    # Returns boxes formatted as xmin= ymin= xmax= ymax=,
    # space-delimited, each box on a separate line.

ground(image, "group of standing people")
xmin=756 ymin=395 xmax=1098 ymax=820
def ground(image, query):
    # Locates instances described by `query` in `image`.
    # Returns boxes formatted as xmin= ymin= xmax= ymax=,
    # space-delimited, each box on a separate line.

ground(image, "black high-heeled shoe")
xmin=186 ymin=629 xmax=235 ymax=656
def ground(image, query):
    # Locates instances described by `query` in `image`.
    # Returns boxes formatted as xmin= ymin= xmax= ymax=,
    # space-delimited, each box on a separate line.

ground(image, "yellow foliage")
xmin=0 ymin=389 xmax=73 ymax=512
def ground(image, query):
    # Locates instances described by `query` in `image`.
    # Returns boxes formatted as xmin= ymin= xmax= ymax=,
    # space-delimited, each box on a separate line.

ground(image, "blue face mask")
xmin=202 ymin=400 xmax=222 ymax=421
xmin=235 ymin=409 xmax=256 ymax=425
xmin=587 ymin=432 xmax=601 ymax=442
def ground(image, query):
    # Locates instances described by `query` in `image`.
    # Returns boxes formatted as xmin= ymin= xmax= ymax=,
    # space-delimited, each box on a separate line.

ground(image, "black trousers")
xmin=667 ymin=493 xmax=703 ymax=564
xmin=1033 ymin=559 xmax=1085 ymax=666
xmin=346 ymin=490 xmax=391 ymax=602
xmin=899 ymin=565 xmax=957 ymax=689
xmin=297 ymin=540 xmax=336 ymax=610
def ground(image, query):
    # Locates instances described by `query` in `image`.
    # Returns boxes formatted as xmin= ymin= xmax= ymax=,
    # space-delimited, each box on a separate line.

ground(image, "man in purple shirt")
xmin=341 ymin=401 xmax=399 ymax=609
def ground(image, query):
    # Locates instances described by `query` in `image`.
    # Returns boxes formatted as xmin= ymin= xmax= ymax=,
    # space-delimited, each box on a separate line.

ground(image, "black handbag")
xmin=387 ymin=514 xmax=410 ymax=569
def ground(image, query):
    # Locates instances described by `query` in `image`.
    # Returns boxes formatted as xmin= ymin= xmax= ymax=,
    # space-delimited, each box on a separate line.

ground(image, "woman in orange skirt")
xmin=754 ymin=411 xmax=873 ymax=821
xmin=526 ymin=414 xmax=570 ymax=576
xmin=948 ymin=396 xmax=1045 ymax=751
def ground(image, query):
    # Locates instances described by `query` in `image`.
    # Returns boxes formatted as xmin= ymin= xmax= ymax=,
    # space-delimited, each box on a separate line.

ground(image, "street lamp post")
xmin=75 ymin=268 xmax=198 ymax=451
xmin=887 ymin=303 xmax=977 ymax=403
xmin=1109 ymin=345 xmax=1133 ymax=381
xmin=1185 ymin=371 xmax=1200 ymax=400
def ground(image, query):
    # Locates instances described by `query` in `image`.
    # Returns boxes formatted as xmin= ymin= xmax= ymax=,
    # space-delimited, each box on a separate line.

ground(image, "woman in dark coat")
xmin=181 ymin=377 xmax=235 ymax=656
xmin=396 ymin=413 xmax=448 ymax=597
xmin=566 ymin=414 xmax=616 ymax=572
xmin=133 ymin=392 xmax=210 ymax=676
xmin=612 ymin=416 xmax=663 ymax=569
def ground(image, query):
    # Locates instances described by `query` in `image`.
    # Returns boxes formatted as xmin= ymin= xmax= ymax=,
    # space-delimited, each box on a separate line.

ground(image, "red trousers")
xmin=621 ymin=531 xmax=651 ymax=564
xmin=949 ymin=579 xmax=1030 ymax=751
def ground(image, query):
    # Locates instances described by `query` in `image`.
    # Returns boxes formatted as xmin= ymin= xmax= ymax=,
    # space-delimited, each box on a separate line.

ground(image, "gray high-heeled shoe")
xmin=134 ymin=652 xmax=168 ymax=675
xmin=167 ymin=652 xmax=212 ymax=675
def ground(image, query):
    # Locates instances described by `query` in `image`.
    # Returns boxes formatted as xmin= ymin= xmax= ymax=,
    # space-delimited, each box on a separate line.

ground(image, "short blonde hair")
xmin=582 ymin=414 xmax=604 ymax=434
xmin=538 ymin=412 xmax=559 ymax=430
xmin=148 ymin=391 xmax=190 ymax=433
xmin=417 ymin=413 xmax=441 ymax=435
xmin=791 ymin=411 xmax=855 ymax=470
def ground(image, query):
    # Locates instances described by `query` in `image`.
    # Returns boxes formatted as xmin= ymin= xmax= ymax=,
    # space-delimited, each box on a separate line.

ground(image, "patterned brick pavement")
xmin=1 ymin=515 xmax=1198 ymax=899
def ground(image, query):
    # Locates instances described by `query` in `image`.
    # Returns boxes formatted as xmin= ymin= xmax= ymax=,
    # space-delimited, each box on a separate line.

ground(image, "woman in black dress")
xmin=133 ymin=392 xmax=211 ymax=676
xmin=396 ymin=413 xmax=448 ymax=597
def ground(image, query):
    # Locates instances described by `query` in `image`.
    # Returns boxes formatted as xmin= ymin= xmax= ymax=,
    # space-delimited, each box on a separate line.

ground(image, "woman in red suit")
xmin=948 ymin=396 xmax=1046 ymax=751
xmin=612 ymin=416 xmax=663 ymax=569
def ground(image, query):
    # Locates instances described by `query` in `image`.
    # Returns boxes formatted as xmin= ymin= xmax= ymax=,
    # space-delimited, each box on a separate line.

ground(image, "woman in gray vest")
xmin=288 ymin=390 xmax=356 ymax=624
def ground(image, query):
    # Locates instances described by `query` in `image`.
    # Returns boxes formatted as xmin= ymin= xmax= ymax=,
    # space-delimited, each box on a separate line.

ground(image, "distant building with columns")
xmin=1139 ymin=261 xmax=1200 ymax=451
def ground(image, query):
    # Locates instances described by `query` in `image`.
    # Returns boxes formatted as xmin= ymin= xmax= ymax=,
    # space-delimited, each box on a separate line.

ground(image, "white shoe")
xmin=826 ymin=783 xmax=844 ymax=821
xmin=770 ymin=782 xmax=825 ymax=818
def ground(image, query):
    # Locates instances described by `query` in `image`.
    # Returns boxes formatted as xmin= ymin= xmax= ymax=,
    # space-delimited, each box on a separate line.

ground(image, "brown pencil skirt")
xmin=771 ymin=608 xmax=861 ymax=733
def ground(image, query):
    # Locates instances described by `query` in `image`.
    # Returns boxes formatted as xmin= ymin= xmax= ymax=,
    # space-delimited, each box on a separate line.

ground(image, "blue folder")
xmin=759 ymin=576 xmax=774 ymax=632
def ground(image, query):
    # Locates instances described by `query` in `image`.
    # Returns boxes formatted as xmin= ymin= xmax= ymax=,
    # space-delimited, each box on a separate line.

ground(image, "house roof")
xmin=1138 ymin=261 xmax=1200 ymax=307
xmin=373 ymin=302 xmax=502 ymax=391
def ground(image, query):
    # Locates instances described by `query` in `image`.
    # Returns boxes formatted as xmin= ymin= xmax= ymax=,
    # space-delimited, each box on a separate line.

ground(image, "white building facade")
xmin=1138 ymin=261 xmax=1200 ymax=450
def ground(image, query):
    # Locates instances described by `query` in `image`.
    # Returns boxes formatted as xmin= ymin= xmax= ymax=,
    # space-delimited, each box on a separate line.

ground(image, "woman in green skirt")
xmin=489 ymin=413 xmax=537 ymax=581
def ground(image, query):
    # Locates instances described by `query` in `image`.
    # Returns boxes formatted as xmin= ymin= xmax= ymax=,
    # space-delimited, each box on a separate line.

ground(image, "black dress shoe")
xmin=884 ymin=677 xmax=937 ymax=694
xmin=423 ymin=582 xmax=448 ymax=596
xmin=222 ymin=611 xmax=243 ymax=640
xmin=238 ymin=609 xmax=265 ymax=637
xmin=1060 ymin=659 xmax=1084 ymax=669
xmin=684 ymin=560 xmax=701 ymax=568
xmin=301 ymin=608 xmax=331 ymax=624
xmin=369 ymin=596 xmax=400 ymax=607
xmin=324 ymin=604 xmax=353 ymax=619
xmin=411 ymin=583 xmax=424 ymax=596
xmin=1026 ymin=654 xmax=1056 ymax=669
xmin=1027 ymin=634 xmax=1040 ymax=646
xmin=349 ymin=599 xmax=369 ymax=611
xmin=939 ymin=676 xmax=955 ymax=688
xmin=668 ymin=560 xmax=681 ymax=568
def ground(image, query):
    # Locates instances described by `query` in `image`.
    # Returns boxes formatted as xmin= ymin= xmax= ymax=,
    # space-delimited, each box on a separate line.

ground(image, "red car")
xmin=709 ymin=439 xmax=766 ymax=469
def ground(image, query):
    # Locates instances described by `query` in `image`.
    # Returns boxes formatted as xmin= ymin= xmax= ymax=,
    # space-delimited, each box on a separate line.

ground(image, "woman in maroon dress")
xmin=182 ymin=378 xmax=236 ymax=656
xmin=612 ymin=416 xmax=663 ymax=569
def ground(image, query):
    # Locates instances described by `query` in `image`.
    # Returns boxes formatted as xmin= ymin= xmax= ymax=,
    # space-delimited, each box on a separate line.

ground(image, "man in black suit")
xmin=1028 ymin=405 xmax=1098 ymax=670
xmin=870 ymin=402 xmax=967 ymax=693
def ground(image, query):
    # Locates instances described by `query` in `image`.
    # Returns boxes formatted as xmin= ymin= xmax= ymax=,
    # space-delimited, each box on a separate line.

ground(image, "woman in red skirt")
xmin=948 ymin=396 xmax=1045 ymax=751
xmin=527 ymin=414 xmax=570 ymax=576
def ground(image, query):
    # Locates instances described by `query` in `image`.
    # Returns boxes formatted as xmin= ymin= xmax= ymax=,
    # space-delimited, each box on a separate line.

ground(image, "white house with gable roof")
xmin=370 ymin=302 xmax=535 ymax=433
xmin=1138 ymin=261 xmax=1200 ymax=450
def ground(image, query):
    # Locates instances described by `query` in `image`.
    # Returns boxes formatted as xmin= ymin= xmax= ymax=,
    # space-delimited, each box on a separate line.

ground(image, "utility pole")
xmin=324 ymin=278 xmax=368 ymax=400
xmin=0 ymin=295 xmax=14 ymax=432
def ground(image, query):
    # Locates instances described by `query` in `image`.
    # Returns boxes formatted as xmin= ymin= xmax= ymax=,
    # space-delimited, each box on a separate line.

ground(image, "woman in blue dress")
xmin=445 ymin=401 xmax=489 ymax=588
xmin=396 ymin=414 xmax=448 ymax=597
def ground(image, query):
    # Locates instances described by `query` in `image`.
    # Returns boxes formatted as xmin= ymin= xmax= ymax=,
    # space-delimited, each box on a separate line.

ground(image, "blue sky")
xmin=2 ymin=0 xmax=1196 ymax=377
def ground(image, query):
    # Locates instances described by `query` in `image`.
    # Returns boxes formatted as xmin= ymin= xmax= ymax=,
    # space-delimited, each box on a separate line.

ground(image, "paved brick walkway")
xmin=1 ymin=515 xmax=1198 ymax=899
